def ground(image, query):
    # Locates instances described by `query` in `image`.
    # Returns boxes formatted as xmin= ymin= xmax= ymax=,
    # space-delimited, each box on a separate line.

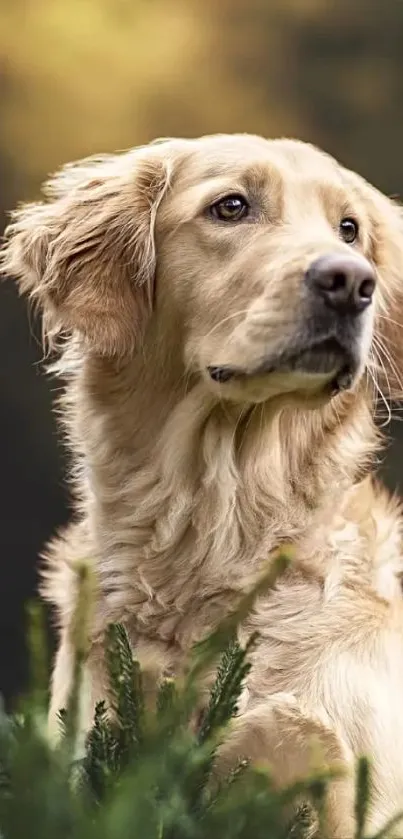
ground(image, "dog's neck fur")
xmin=56 ymin=336 xmax=379 ymax=644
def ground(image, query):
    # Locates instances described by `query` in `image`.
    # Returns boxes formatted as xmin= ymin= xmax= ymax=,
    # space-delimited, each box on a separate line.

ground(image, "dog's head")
xmin=2 ymin=134 xmax=403 ymax=408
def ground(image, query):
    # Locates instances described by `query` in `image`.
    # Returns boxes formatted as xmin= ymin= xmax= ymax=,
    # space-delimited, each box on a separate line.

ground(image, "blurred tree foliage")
xmin=1 ymin=0 xmax=403 ymax=199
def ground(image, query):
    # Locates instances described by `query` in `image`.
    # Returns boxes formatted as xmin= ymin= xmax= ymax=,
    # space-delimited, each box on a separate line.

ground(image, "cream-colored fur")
xmin=2 ymin=134 xmax=403 ymax=836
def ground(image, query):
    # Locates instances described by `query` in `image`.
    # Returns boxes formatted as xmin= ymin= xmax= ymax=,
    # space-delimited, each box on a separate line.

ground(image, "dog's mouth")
xmin=207 ymin=337 xmax=358 ymax=395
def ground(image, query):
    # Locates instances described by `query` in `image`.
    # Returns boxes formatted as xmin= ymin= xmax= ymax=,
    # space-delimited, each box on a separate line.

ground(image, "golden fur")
xmin=3 ymin=134 xmax=403 ymax=836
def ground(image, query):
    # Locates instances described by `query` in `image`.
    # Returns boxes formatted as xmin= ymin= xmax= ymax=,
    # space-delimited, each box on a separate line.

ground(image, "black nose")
xmin=305 ymin=253 xmax=376 ymax=314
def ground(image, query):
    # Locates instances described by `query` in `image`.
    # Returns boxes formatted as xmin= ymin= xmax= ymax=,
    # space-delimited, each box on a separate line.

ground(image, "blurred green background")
xmin=1 ymin=0 xmax=403 ymax=704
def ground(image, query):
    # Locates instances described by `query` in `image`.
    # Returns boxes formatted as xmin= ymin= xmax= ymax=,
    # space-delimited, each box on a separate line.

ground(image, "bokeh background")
xmin=1 ymin=0 xmax=403 ymax=706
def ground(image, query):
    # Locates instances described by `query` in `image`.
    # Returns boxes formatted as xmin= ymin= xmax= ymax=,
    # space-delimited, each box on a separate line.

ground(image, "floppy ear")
xmin=0 ymin=143 xmax=176 ymax=357
xmin=345 ymin=170 xmax=403 ymax=399
xmin=369 ymin=190 xmax=403 ymax=400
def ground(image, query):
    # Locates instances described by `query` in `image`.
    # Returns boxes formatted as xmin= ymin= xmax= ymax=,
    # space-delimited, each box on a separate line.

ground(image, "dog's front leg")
xmin=48 ymin=631 xmax=108 ymax=749
xmin=215 ymin=693 xmax=356 ymax=839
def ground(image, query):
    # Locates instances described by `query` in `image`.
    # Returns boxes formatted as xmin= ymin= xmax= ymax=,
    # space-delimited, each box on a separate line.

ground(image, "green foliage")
xmin=2 ymin=0 xmax=403 ymax=198
xmin=0 ymin=552 xmax=398 ymax=838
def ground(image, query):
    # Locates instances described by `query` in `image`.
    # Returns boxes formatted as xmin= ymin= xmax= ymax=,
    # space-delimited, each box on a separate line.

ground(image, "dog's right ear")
xmin=0 ymin=142 xmax=181 ymax=357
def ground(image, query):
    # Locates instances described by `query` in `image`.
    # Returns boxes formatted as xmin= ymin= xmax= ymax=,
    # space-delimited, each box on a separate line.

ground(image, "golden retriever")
xmin=2 ymin=133 xmax=403 ymax=836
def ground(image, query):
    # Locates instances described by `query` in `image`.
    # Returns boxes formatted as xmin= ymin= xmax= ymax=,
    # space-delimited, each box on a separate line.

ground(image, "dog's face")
xmin=2 ymin=134 xmax=403 ymax=407
xmin=156 ymin=135 xmax=382 ymax=406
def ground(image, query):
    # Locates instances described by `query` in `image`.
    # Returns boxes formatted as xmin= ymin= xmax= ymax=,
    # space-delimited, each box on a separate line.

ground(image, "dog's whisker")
xmin=367 ymin=359 xmax=392 ymax=427
xmin=377 ymin=313 xmax=403 ymax=330
xmin=371 ymin=340 xmax=393 ymax=403
xmin=372 ymin=333 xmax=403 ymax=408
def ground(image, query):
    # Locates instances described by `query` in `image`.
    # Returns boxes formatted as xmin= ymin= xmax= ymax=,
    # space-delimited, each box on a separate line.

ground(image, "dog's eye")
xmin=210 ymin=194 xmax=249 ymax=222
xmin=339 ymin=217 xmax=359 ymax=244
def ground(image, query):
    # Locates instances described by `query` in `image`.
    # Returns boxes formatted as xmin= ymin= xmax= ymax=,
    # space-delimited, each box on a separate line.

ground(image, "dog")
xmin=2 ymin=133 xmax=403 ymax=836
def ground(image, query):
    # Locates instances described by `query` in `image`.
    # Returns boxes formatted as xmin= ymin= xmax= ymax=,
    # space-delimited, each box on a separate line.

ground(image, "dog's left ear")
xmin=345 ymin=169 xmax=403 ymax=399
xmin=372 ymin=193 xmax=403 ymax=400
xmin=0 ymin=141 xmax=180 ymax=357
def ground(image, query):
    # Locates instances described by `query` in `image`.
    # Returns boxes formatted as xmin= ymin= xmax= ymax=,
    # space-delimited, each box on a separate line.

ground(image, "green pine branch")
xmin=0 ymin=549 xmax=400 ymax=838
